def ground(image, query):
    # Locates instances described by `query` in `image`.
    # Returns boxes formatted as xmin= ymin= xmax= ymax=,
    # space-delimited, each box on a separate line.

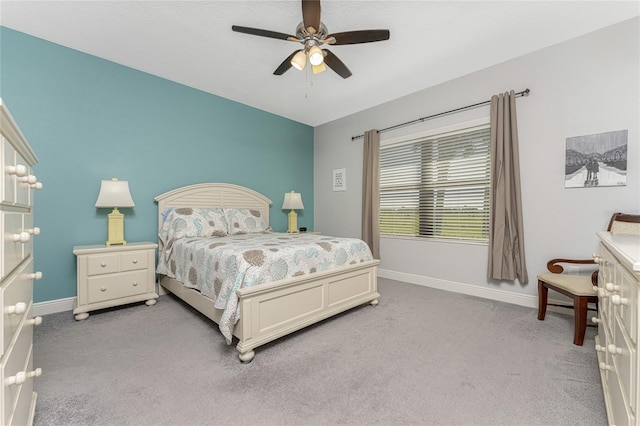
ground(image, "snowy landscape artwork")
xmin=565 ymin=130 xmax=627 ymax=188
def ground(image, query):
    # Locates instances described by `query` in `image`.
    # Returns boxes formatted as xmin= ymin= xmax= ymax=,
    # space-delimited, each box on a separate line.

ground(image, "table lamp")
xmin=95 ymin=178 xmax=135 ymax=246
xmin=282 ymin=191 xmax=304 ymax=233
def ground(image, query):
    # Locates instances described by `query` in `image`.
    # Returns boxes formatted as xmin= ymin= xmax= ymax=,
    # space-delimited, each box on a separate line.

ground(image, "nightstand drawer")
xmin=87 ymin=253 xmax=119 ymax=276
xmin=87 ymin=270 xmax=148 ymax=304
xmin=120 ymin=250 xmax=148 ymax=272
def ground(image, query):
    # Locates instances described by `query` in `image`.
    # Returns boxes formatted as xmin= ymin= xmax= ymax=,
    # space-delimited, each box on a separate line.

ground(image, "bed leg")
xmin=239 ymin=350 xmax=255 ymax=363
xmin=370 ymin=299 xmax=379 ymax=306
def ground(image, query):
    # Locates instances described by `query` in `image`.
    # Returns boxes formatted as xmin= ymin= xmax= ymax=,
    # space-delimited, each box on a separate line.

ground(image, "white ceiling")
xmin=1 ymin=1 xmax=638 ymax=126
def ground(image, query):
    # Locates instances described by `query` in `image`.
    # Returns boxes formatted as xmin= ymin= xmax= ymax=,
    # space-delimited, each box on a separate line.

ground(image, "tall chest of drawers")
xmin=595 ymin=231 xmax=640 ymax=426
xmin=0 ymin=99 xmax=43 ymax=426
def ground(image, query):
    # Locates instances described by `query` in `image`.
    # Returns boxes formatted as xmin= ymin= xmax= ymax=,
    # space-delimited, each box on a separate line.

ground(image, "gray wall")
xmin=314 ymin=17 xmax=639 ymax=306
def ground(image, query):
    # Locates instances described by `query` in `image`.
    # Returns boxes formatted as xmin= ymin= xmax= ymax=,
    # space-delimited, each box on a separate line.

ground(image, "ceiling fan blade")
xmin=274 ymin=51 xmax=298 ymax=75
xmin=323 ymin=49 xmax=352 ymax=79
xmin=301 ymin=0 xmax=321 ymax=35
xmin=232 ymin=25 xmax=297 ymax=41
xmin=327 ymin=29 xmax=390 ymax=45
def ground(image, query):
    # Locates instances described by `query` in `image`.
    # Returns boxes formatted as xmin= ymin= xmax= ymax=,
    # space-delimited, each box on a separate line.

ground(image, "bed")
xmin=155 ymin=183 xmax=380 ymax=362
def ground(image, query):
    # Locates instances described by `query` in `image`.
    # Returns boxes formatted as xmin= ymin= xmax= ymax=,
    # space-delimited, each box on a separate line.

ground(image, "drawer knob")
xmin=132 ymin=281 xmax=138 ymax=286
xmin=595 ymin=344 xmax=606 ymax=352
xmin=7 ymin=164 xmax=27 ymax=177
xmin=27 ymin=227 xmax=41 ymax=236
xmin=599 ymin=362 xmax=613 ymax=372
xmin=5 ymin=368 xmax=42 ymax=386
xmin=12 ymin=232 xmax=31 ymax=243
xmin=592 ymin=253 xmax=602 ymax=263
xmin=591 ymin=317 xmax=601 ymax=324
xmin=101 ymin=287 xmax=107 ymax=292
xmin=101 ymin=263 xmax=107 ymax=267
xmin=5 ymin=302 xmax=27 ymax=315
xmin=132 ymin=259 xmax=138 ymax=264
xmin=31 ymin=182 xmax=43 ymax=190
xmin=611 ymin=295 xmax=628 ymax=306
xmin=20 ymin=174 xmax=37 ymax=184
xmin=605 ymin=282 xmax=619 ymax=292
xmin=27 ymin=316 xmax=43 ymax=326
xmin=607 ymin=344 xmax=622 ymax=355
xmin=28 ymin=271 xmax=43 ymax=280
xmin=597 ymin=288 xmax=609 ymax=298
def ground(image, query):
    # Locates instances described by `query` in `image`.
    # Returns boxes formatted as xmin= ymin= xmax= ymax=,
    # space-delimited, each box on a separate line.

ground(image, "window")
xmin=379 ymin=122 xmax=490 ymax=242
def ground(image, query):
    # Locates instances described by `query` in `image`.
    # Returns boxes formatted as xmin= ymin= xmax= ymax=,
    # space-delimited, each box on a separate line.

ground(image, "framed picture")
xmin=565 ymin=130 xmax=627 ymax=188
xmin=333 ymin=168 xmax=346 ymax=191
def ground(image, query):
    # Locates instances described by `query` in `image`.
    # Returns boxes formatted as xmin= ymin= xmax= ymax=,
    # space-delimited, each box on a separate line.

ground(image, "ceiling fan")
xmin=231 ymin=0 xmax=390 ymax=79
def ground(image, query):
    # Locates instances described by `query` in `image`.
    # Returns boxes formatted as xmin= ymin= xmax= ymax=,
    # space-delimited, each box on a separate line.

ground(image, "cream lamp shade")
xmin=95 ymin=178 xmax=135 ymax=246
xmin=312 ymin=62 xmax=326 ymax=74
xmin=291 ymin=50 xmax=307 ymax=71
xmin=282 ymin=191 xmax=304 ymax=233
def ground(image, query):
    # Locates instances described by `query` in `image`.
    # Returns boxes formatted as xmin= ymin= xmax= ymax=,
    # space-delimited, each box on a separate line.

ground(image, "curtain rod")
xmin=351 ymin=88 xmax=530 ymax=141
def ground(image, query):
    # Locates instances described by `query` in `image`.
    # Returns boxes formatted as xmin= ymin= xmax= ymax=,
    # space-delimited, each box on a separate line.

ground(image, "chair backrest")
xmin=607 ymin=213 xmax=640 ymax=235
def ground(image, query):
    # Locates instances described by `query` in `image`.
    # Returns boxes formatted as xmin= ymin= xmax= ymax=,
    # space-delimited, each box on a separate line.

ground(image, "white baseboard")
xmin=33 ymin=274 xmax=576 ymax=318
xmin=33 ymin=297 xmax=75 ymax=316
xmin=377 ymin=268 xmax=575 ymax=315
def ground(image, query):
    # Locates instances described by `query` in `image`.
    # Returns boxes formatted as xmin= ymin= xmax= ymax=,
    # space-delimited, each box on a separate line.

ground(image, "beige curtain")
xmin=362 ymin=129 xmax=380 ymax=259
xmin=487 ymin=91 xmax=528 ymax=283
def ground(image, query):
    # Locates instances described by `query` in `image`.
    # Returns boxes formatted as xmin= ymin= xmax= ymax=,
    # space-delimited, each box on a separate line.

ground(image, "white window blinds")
xmin=380 ymin=124 xmax=491 ymax=241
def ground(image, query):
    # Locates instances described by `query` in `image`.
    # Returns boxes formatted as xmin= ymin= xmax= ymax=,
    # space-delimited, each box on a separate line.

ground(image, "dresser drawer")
xmin=2 ymin=138 xmax=16 ymax=206
xmin=1 ymin=319 xmax=33 ymax=426
xmin=87 ymin=270 xmax=148 ymax=304
xmin=618 ymin=266 xmax=638 ymax=344
xmin=9 ymin=347 xmax=35 ymax=426
xmin=87 ymin=253 xmax=119 ymax=276
xmin=613 ymin=313 xmax=636 ymax=414
xmin=1 ymin=212 xmax=25 ymax=281
xmin=1 ymin=259 xmax=33 ymax=357
xmin=14 ymin=152 xmax=30 ymax=208
xmin=1 ymin=139 xmax=32 ymax=208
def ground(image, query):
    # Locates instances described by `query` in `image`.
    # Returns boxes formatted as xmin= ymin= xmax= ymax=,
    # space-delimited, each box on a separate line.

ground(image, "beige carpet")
xmin=33 ymin=278 xmax=605 ymax=425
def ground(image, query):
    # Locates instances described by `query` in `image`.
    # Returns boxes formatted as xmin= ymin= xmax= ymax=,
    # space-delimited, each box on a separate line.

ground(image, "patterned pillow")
xmin=159 ymin=207 xmax=229 ymax=245
xmin=224 ymin=208 xmax=269 ymax=234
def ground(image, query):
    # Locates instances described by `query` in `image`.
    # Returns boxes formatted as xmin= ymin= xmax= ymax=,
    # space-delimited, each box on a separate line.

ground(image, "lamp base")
xmin=287 ymin=210 xmax=298 ymax=233
xmin=106 ymin=207 xmax=127 ymax=246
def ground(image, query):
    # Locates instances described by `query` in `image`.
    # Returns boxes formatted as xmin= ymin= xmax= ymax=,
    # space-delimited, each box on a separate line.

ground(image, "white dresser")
xmin=0 ymin=99 xmax=43 ymax=425
xmin=595 ymin=231 xmax=640 ymax=426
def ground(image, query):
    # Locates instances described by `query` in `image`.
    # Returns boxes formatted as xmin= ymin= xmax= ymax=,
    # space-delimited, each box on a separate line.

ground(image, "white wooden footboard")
xmin=235 ymin=260 xmax=380 ymax=361
xmin=159 ymin=260 xmax=379 ymax=362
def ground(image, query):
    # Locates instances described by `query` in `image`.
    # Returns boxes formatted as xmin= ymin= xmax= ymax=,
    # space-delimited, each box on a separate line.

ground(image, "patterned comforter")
xmin=156 ymin=233 xmax=373 ymax=343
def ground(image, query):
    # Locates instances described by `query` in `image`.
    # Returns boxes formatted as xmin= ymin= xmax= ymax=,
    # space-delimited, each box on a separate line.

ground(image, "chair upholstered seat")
xmin=537 ymin=212 xmax=640 ymax=346
xmin=536 ymin=273 xmax=596 ymax=296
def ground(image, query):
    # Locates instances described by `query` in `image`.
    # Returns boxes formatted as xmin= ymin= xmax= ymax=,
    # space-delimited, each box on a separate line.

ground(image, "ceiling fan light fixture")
xmin=312 ymin=62 xmax=326 ymax=74
xmin=308 ymin=45 xmax=324 ymax=66
xmin=291 ymin=50 xmax=307 ymax=71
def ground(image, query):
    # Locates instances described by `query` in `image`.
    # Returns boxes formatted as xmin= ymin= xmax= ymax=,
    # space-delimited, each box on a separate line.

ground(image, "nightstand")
xmin=73 ymin=242 xmax=158 ymax=320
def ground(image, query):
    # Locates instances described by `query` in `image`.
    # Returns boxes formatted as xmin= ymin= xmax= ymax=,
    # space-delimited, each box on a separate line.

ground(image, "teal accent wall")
xmin=0 ymin=27 xmax=314 ymax=303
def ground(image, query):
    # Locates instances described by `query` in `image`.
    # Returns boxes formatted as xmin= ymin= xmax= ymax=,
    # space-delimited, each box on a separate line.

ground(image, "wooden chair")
xmin=537 ymin=213 xmax=640 ymax=345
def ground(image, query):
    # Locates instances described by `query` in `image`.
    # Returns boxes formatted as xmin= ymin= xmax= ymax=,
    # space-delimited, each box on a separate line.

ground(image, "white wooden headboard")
xmin=154 ymin=183 xmax=273 ymax=230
